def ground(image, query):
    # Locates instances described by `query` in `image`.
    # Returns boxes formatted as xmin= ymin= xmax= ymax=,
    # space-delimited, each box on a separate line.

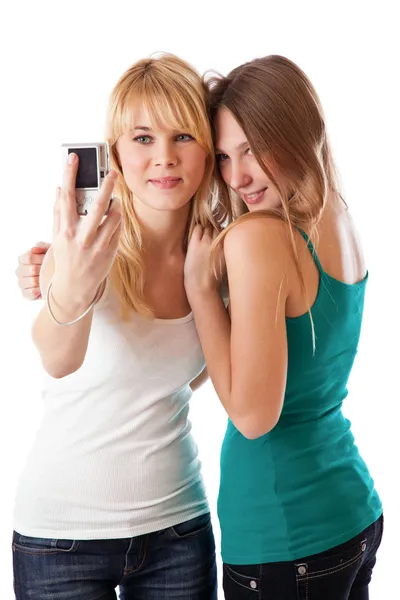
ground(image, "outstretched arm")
xmin=32 ymin=155 xmax=121 ymax=379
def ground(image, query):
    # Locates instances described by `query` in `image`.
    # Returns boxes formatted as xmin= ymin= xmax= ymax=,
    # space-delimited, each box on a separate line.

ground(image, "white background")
xmin=1 ymin=1 xmax=398 ymax=597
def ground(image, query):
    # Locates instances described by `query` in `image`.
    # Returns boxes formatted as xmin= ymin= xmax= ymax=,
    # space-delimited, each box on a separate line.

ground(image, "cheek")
xmin=116 ymin=156 xmax=145 ymax=197
xmin=253 ymin=161 xmax=270 ymax=181
xmin=187 ymin=149 xmax=207 ymax=186
xmin=268 ymin=187 xmax=282 ymax=208
xmin=119 ymin=155 xmax=148 ymax=191
xmin=121 ymin=152 xmax=146 ymax=174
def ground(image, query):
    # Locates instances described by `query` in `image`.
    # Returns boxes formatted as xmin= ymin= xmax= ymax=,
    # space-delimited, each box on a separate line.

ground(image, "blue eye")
xmin=216 ymin=153 xmax=229 ymax=162
xmin=133 ymin=136 xmax=152 ymax=144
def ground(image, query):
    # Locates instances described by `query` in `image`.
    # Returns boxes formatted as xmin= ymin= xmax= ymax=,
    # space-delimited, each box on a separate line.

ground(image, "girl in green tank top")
xmin=184 ymin=55 xmax=382 ymax=600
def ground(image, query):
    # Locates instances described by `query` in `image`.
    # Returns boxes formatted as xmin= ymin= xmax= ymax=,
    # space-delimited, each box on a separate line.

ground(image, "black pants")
xmin=223 ymin=515 xmax=383 ymax=600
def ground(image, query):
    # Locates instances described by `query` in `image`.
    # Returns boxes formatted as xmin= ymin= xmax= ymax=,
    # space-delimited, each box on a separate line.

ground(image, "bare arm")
xmin=190 ymin=367 xmax=209 ymax=392
xmin=32 ymin=247 xmax=99 ymax=378
xmin=185 ymin=220 xmax=290 ymax=439
xmin=32 ymin=153 xmax=121 ymax=378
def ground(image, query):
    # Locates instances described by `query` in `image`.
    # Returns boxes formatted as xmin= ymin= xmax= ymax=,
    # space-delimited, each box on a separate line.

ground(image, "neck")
xmin=134 ymin=200 xmax=191 ymax=257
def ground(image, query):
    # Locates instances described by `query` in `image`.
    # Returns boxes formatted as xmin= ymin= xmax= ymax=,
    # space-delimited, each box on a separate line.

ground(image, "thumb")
xmin=31 ymin=242 xmax=51 ymax=253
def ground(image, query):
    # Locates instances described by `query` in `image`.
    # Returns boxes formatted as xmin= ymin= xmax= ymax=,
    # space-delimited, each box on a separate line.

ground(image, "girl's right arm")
xmin=32 ymin=153 xmax=121 ymax=379
xmin=32 ymin=247 xmax=99 ymax=378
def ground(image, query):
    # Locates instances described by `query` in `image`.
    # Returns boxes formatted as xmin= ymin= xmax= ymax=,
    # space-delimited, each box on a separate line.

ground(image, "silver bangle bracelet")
xmin=45 ymin=280 xmax=103 ymax=327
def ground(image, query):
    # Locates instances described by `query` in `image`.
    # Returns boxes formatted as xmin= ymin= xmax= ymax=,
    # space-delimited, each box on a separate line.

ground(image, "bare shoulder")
xmin=315 ymin=199 xmax=367 ymax=283
xmin=223 ymin=216 xmax=291 ymax=264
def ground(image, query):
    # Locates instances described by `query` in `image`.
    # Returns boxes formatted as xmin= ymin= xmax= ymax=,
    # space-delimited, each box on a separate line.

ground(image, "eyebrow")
xmin=215 ymin=141 xmax=248 ymax=153
xmin=130 ymin=126 xmax=152 ymax=132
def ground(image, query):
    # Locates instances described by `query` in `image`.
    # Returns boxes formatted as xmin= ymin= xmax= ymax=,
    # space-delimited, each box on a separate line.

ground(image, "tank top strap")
xmin=297 ymin=229 xmax=324 ymax=274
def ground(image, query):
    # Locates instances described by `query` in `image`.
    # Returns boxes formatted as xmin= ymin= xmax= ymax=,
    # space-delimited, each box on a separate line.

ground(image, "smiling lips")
xmin=243 ymin=188 xmax=268 ymax=205
xmin=148 ymin=179 xmax=267 ymax=198
xmin=149 ymin=177 xmax=182 ymax=190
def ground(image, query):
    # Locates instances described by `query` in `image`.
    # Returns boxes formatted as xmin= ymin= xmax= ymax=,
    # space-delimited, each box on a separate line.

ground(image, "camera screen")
xmin=69 ymin=147 xmax=98 ymax=188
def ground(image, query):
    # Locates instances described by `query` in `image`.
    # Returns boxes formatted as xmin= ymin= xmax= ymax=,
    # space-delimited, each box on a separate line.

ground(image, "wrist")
xmin=49 ymin=279 xmax=101 ymax=321
xmin=187 ymin=286 xmax=221 ymax=307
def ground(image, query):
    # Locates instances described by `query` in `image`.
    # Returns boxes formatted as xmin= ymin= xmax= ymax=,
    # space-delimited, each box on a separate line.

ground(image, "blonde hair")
xmin=106 ymin=53 xmax=231 ymax=318
xmin=206 ymin=55 xmax=342 ymax=346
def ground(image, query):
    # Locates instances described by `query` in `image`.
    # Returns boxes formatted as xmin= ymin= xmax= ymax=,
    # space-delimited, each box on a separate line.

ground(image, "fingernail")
xmin=68 ymin=153 xmax=76 ymax=164
xmin=108 ymin=170 xmax=117 ymax=180
xmin=35 ymin=242 xmax=48 ymax=247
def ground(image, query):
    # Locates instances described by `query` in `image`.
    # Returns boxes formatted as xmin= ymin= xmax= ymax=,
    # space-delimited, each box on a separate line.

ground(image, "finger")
xmin=16 ymin=264 xmax=41 ymax=278
xmin=31 ymin=243 xmax=51 ymax=254
xmin=23 ymin=287 xmax=42 ymax=301
xmin=79 ymin=171 xmax=118 ymax=245
xmin=202 ymin=225 xmax=214 ymax=241
xmin=18 ymin=276 xmax=40 ymax=290
xmin=26 ymin=264 xmax=42 ymax=277
xmin=18 ymin=251 xmax=47 ymax=266
xmin=109 ymin=217 xmax=122 ymax=252
xmin=60 ymin=155 xmax=79 ymax=230
xmin=18 ymin=250 xmax=32 ymax=266
xmin=95 ymin=197 xmax=122 ymax=250
xmin=191 ymin=224 xmax=203 ymax=242
xmin=62 ymin=153 xmax=79 ymax=197
xmin=33 ymin=241 xmax=51 ymax=249
xmin=53 ymin=187 xmax=61 ymax=239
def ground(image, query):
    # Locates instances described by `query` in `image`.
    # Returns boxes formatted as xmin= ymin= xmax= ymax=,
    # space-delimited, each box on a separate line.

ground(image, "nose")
xmin=154 ymin=140 xmax=178 ymax=168
xmin=228 ymin=159 xmax=252 ymax=191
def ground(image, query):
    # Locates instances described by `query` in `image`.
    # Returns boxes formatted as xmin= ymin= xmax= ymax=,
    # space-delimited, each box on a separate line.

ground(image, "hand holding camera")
xmin=50 ymin=151 xmax=121 ymax=318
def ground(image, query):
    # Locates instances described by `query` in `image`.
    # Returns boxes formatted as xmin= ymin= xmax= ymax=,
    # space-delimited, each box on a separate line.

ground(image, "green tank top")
xmin=218 ymin=230 xmax=382 ymax=564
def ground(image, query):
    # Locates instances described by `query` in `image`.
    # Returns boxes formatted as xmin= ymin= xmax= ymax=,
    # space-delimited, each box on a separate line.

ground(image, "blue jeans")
xmin=222 ymin=515 xmax=383 ymax=600
xmin=13 ymin=512 xmax=217 ymax=600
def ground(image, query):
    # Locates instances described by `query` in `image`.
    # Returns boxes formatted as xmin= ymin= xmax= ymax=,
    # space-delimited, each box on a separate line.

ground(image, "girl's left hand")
xmin=184 ymin=225 xmax=219 ymax=299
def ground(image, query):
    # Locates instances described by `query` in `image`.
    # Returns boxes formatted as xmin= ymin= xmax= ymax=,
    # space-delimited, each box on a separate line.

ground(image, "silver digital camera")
xmin=61 ymin=142 xmax=112 ymax=216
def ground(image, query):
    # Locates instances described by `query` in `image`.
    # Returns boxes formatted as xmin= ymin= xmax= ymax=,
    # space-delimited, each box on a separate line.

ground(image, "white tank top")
xmin=13 ymin=279 xmax=209 ymax=539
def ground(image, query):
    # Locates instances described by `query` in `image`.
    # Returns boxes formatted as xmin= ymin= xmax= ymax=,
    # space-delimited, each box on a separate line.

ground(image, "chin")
xmin=247 ymin=202 xmax=270 ymax=212
xmin=249 ymin=199 xmax=281 ymax=212
xmin=133 ymin=191 xmax=192 ymax=212
xmin=150 ymin=196 xmax=192 ymax=212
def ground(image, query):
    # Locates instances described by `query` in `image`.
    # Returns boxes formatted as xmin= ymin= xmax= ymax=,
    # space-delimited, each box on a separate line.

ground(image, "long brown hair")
xmin=106 ymin=53 xmax=232 ymax=318
xmin=206 ymin=55 xmax=342 ymax=344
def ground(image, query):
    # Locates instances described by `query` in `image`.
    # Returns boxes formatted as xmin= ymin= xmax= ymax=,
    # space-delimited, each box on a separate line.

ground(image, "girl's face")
xmin=215 ymin=108 xmax=282 ymax=212
xmin=116 ymin=105 xmax=207 ymax=214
